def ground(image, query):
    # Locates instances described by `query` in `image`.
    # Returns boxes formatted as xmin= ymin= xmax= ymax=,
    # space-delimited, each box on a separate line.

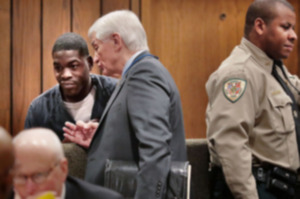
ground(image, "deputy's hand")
xmin=63 ymin=120 xmax=98 ymax=148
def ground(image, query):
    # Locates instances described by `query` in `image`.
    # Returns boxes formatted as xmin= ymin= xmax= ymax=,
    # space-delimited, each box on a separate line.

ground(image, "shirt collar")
xmin=122 ymin=50 xmax=147 ymax=77
xmin=60 ymin=183 xmax=66 ymax=199
xmin=241 ymin=37 xmax=274 ymax=74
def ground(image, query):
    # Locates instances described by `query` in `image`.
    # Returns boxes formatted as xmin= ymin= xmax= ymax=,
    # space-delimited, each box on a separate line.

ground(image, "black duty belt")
xmin=252 ymin=166 xmax=297 ymax=196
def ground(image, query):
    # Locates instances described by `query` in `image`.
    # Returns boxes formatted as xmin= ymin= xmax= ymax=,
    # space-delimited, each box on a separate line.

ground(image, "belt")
xmin=252 ymin=166 xmax=297 ymax=196
xmin=252 ymin=167 xmax=268 ymax=183
xmin=253 ymin=166 xmax=298 ymax=184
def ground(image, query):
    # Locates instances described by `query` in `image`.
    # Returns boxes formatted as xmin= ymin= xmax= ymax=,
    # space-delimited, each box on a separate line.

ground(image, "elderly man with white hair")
xmin=64 ymin=10 xmax=187 ymax=199
xmin=11 ymin=128 xmax=124 ymax=199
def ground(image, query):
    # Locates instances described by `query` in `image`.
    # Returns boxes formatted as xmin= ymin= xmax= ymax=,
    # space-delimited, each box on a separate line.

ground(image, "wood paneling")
xmin=43 ymin=0 xmax=71 ymax=91
xmin=73 ymin=0 xmax=100 ymax=74
xmin=131 ymin=0 xmax=140 ymax=18
xmin=285 ymin=0 xmax=300 ymax=75
xmin=142 ymin=0 xmax=300 ymax=138
xmin=3 ymin=0 xmax=300 ymax=137
xmin=142 ymin=0 xmax=254 ymax=138
xmin=0 ymin=0 xmax=11 ymax=133
xmin=102 ymin=0 xmax=130 ymax=15
xmin=12 ymin=0 xmax=41 ymax=135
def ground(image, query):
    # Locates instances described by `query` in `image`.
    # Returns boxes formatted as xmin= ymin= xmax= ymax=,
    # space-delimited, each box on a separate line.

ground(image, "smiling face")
xmin=53 ymin=50 xmax=93 ymax=102
xmin=262 ymin=3 xmax=297 ymax=60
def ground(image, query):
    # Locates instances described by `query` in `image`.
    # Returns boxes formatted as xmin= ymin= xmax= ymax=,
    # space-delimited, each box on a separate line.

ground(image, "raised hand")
xmin=63 ymin=120 xmax=99 ymax=148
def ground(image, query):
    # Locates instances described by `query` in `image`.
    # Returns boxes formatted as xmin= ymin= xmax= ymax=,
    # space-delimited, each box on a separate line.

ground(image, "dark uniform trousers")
xmin=210 ymin=167 xmax=300 ymax=199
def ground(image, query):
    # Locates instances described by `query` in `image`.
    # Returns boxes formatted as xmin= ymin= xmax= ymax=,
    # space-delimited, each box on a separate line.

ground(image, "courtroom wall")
xmin=0 ymin=0 xmax=299 ymax=137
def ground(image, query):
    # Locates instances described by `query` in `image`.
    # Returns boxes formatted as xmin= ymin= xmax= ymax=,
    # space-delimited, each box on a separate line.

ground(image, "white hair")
xmin=88 ymin=10 xmax=149 ymax=52
xmin=13 ymin=128 xmax=65 ymax=160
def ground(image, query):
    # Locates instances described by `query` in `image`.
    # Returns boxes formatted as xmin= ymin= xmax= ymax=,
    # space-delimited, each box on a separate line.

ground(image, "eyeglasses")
xmin=13 ymin=162 xmax=60 ymax=185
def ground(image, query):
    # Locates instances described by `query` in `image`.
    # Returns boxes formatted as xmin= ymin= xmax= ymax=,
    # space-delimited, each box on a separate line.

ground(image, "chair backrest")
xmin=63 ymin=139 xmax=212 ymax=199
xmin=186 ymin=138 xmax=211 ymax=199
xmin=62 ymin=143 xmax=87 ymax=179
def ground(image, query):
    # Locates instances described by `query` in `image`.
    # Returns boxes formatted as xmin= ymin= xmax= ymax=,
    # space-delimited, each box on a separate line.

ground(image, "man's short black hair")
xmin=52 ymin=32 xmax=89 ymax=57
xmin=244 ymin=0 xmax=294 ymax=37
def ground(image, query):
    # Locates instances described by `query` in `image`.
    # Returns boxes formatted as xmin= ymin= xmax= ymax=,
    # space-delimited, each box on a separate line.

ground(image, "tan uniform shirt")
xmin=206 ymin=38 xmax=300 ymax=199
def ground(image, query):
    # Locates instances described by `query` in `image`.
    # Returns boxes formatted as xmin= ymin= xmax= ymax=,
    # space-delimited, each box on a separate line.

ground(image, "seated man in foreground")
xmin=12 ymin=128 xmax=124 ymax=199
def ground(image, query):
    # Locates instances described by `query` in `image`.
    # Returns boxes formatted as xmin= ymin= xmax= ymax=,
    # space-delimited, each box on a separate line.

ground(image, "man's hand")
xmin=63 ymin=120 xmax=99 ymax=148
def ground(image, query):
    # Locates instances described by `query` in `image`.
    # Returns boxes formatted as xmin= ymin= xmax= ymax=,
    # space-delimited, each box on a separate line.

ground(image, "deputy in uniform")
xmin=206 ymin=0 xmax=300 ymax=198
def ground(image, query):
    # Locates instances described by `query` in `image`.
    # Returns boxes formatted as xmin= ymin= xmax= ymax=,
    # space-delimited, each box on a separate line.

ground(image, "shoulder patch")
xmin=223 ymin=78 xmax=247 ymax=103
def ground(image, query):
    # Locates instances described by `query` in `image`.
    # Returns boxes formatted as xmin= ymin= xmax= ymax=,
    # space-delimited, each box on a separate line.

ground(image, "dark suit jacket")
xmin=85 ymin=52 xmax=187 ymax=199
xmin=65 ymin=176 xmax=124 ymax=199
xmin=24 ymin=74 xmax=117 ymax=140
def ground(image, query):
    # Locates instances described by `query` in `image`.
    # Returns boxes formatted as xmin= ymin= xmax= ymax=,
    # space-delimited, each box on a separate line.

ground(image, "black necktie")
xmin=272 ymin=60 xmax=300 ymax=158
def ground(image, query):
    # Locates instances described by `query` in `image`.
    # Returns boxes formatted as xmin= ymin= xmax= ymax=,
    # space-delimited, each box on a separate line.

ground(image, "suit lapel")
xmin=97 ymin=52 xmax=153 ymax=126
xmin=93 ymin=52 xmax=154 ymax=138
xmin=98 ymin=77 xmax=126 ymax=126
xmin=89 ymin=76 xmax=127 ymax=148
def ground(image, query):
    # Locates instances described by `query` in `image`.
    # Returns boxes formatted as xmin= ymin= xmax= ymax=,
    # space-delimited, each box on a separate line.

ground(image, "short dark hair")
xmin=52 ymin=32 xmax=89 ymax=57
xmin=244 ymin=0 xmax=294 ymax=37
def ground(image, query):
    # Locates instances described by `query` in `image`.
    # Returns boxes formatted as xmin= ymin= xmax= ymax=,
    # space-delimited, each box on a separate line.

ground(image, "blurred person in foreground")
xmin=11 ymin=128 xmax=124 ymax=199
xmin=0 ymin=127 xmax=14 ymax=199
